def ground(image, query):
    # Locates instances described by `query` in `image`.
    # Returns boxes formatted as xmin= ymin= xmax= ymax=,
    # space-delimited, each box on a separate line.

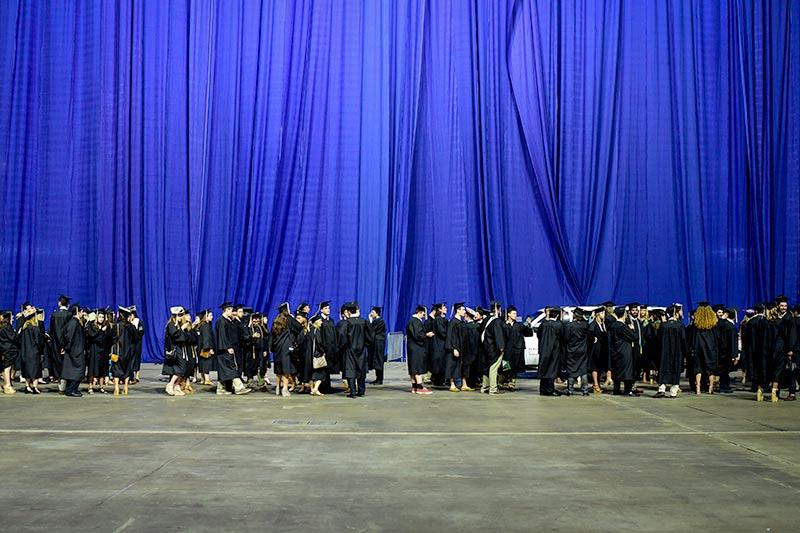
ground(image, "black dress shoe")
xmin=356 ymin=391 xmax=365 ymax=397
xmin=654 ymin=391 xmax=665 ymax=398
xmin=625 ymin=391 xmax=636 ymax=397
xmin=65 ymin=391 xmax=83 ymax=398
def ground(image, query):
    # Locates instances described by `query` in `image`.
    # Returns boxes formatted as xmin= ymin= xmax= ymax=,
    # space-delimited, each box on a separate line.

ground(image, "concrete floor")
xmin=1 ymin=363 xmax=799 ymax=532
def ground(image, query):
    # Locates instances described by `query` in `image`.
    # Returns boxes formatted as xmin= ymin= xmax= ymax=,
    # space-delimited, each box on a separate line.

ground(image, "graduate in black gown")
xmin=271 ymin=303 xmax=298 ymax=397
xmin=196 ymin=309 xmax=216 ymax=386
xmin=764 ymin=302 xmax=783 ymax=402
xmin=243 ymin=312 xmax=269 ymax=390
xmin=746 ymin=304 xmax=772 ymax=401
xmin=85 ymin=309 xmax=112 ymax=394
xmin=535 ymin=307 xmax=563 ymax=396
xmin=428 ymin=303 xmax=449 ymax=387
xmin=61 ymin=305 xmax=87 ymax=397
xmin=480 ymin=301 xmax=507 ymax=395
xmin=690 ymin=303 xmax=719 ymax=395
xmin=49 ymin=295 xmax=72 ymax=392
xmin=216 ymin=302 xmax=252 ymax=395
xmin=714 ymin=306 xmax=738 ymax=394
xmin=563 ymin=308 xmax=590 ymax=396
xmin=311 ymin=301 xmax=338 ymax=393
xmin=162 ymin=307 xmax=192 ymax=396
xmin=655 ymin=305 xmax=687 ymax=398
xmin=0 ymin=310 xmax=19 ymax=394
xmin=338 ymin=302 xmax=375 ymax=398
xmin=19 ymin=307 xmax=45 ymax=394
xmin=298 ymin=314 xmax=327 ymax=396
xmin=608 ymin=306 xmax=637 ymax=396
xmin=462 ymin=307 xmax=485 ymax=389
xmin=502 ymin=306 xmax=533 ymax=392
xmin=444 ymin=303 xmax=469 ymax=392
xmin=129 ymin=307 xmax=145 ymax=384
xmin=774 ymin=296 xmax=798 ymax=400
xmin=588 ymin=307 xmax=609 ymax=394
xmin=110 ymin=306 xmax=138 ymax=396
xmin=368 ymin=306 xmax=387 ymax=385
xmin=406 ymin=305 xmax=433 ymax=394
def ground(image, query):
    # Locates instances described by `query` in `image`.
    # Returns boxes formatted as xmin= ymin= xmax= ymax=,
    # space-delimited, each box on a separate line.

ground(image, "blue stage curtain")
xmin=1 ymin=1 xmax=798 ymax=361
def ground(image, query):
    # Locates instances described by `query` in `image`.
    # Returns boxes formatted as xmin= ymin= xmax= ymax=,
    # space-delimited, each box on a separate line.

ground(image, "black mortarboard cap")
xmin=219 ymin=302 xmax=233 ymax=310
xmin=319 ymin=301 xmax=331 ymax=309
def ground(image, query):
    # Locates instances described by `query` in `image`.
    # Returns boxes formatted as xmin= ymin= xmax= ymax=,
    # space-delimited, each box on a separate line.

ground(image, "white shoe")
xmin=165 ymin=383 xmax=175 ymax=396
xmin=58 ymin=379 xmax=66 ymax=393
xmin=174 ymin=386 xmax=186 ymax=396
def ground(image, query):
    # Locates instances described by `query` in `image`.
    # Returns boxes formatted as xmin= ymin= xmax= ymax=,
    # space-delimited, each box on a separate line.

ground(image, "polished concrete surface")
xmin=1 ymin=363 xmax=799 ymax=532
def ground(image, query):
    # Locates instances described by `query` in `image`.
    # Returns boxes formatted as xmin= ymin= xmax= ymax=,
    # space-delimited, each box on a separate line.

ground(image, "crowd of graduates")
xmin=1 ymin=294 xmax=798 ymax=403
xmin=0 ymin=295 xmax=144 ymax=396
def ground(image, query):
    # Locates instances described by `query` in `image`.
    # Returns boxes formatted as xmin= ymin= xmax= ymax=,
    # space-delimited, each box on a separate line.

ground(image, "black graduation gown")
xmin=775 ymin=313 xmax=797 ymax=382
xmin=85 ymin=322 xmax=112 ymax=377
xmin=563 ymin=319 xmax=589 ymax=378
xmin=318 ymin=316 xmax=339 ymax=374
xmin=429 ymin=316 xmax=448 ymax=375
xmin=48 ymin=308 xmax=71 ymax=378
xmin=368 ymin=317 xmax=387 ymax=371
xmin=715 ymin=320 xmax=738 ymax=376
xmin=480 ymin=316 xmax=506 ymax=374
xmin=162 ymin=322 xmax=191 ymax=377
xmin=588 ymin=320 xmax=609 ymax=373
xmin=270 ymin=327 xmax=296 ymax=376
xmin=20 ymin=324 xmax=45 ymax=379
xmin=110 ymin=322 xmax=136 ymax=380
xmin=131 ymin=320 xmax=145 ymax=373
xmin=608 ymin=319 xmax=636 ymax=381
xmin=215 ymin=317 xmax=241 ymax=381
xmin=766 ymin=319 xmax=783 ymax=382
xmin=444 ymin=317 xmax=468 ymax=380
xmin=536 ymin=319 xmax=563 ymax=379
xmin=243 ymin=324 xmax=268 ymax=379
xmin=745 ymin=316 xmax=770 ymax=387
xmin=658 ymin=320 xmax=687 ymax=385
xmin=299 ymin=327 xmax=327 ymax=381
xmin=339 ymin=317 xmax=374 ymax=379
xmin=464 ymin=321 xmax=482 ymax=379
xmin=642 ymin=322 xmax=659 ymax=372
xmin=504 ymin=321 xmax=532 ymax=374
xmin=406 ymin=316 xmax=428 ymax=376
xmin=0 ymin=324 xmax=20 ymax=369
xmin=61 ymin=317 xmax=86 ymax=381
xmin=198 ymin=322 xmax=216 ymax=373
xmin=691 ymin=327 xmax=719 ymax=376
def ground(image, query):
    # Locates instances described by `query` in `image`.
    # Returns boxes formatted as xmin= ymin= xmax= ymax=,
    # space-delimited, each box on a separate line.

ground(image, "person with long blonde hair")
xmin=19 ymin=306 xmax=45 ymax=394
xmin=690 ymin=303 xmax=719 ymax=395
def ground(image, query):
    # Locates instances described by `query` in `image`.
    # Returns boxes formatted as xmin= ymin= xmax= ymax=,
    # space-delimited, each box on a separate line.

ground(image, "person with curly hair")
xmin=690 ymin=302 xmax=719 ymax=395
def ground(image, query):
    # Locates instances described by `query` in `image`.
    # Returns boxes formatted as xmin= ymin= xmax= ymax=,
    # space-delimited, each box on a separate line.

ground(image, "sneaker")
xmin=165 ymin=383 xmax=175 ymax=396
xmin=234 ymin=387 xmax=252 ymax=395
xmin=410 ymin=387 xmax=418 ymax=394
xmin=417 ymin=387 xmax=432 ymax=395
xmin=216 ymin=388 xmax=232 ymax=395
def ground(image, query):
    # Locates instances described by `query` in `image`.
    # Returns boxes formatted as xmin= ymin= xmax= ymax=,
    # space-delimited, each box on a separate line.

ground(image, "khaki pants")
xmin=481 ymin=356 xmax=504 ymax=393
